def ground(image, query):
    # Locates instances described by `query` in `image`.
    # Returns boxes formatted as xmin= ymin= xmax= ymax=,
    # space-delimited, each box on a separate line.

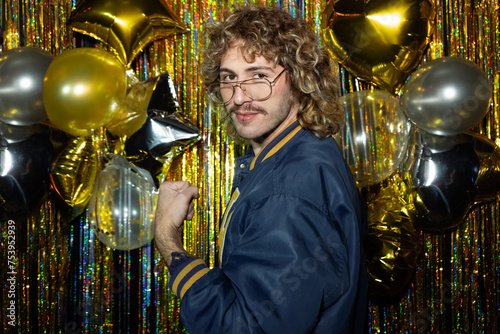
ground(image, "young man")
xmin=154 ymin=5 xmax=367 ymax=333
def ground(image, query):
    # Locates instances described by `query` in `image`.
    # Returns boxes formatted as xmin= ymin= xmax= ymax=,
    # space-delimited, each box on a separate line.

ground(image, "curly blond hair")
xmin=201 ymin=4 xmax=344 ymax=142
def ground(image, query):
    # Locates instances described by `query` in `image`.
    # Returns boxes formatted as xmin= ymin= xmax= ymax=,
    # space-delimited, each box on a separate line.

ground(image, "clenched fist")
xmin=154 ymin=181 xmax=200 ymax=265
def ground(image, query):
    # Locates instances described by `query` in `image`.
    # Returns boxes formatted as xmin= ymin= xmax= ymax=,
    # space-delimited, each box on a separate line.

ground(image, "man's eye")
xmin=253 ymin=73 xmax=267 ymax=79
xmin=221 ymin=74 xmax=236 ymax=81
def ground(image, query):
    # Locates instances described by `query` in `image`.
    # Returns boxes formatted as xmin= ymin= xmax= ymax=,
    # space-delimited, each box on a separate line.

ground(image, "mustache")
xmin=228 ymin=104 xmax=267 ymax=115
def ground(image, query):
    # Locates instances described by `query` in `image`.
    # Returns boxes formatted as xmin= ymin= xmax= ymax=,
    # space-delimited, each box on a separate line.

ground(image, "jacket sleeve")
xmin=169 ymin=192 xmax=361 ymax=334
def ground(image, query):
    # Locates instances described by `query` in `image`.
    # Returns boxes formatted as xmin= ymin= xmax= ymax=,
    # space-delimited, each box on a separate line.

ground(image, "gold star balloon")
xmin=364 ymin=178 xmax=421 ymax=297
xmin=68 ymin=0 xmax=186 ymax=67
xmin=321 ymin=0 xmax=435 ymax=92
xmin=50 ymin=136 xmax=98 ymax=211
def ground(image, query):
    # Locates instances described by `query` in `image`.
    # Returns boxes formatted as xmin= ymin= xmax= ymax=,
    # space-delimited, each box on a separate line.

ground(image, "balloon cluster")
xmin=0 ymin=47 xmax=199 ymax=251
xmin=322 ymin=1 xmax=499 ymax=297
xmin=338 ymin=57 xmax=497 ymax=297
xmin=0 ymin=0 xmax=194 ymax=250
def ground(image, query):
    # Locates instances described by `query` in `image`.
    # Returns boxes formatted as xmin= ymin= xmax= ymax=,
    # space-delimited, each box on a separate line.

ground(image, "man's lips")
xmin=230 ymin=105 xmax=266 ymax=122
xmin=234 ymin=112 xmax=259 ymax=122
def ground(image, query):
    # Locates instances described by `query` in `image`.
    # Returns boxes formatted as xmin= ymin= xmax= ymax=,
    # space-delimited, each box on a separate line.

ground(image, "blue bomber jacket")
xmin=168 ymin=120 xmax=368 ymax=333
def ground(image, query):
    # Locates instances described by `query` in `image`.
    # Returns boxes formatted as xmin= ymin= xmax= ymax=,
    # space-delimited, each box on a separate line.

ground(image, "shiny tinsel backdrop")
xmin=0 ymin=0 xmax=499 ymax=333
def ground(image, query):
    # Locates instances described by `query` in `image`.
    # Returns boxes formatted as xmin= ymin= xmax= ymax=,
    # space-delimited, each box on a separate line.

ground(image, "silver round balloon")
xmin=0 ymin=47 xmax=54 ymax=126
xmin=401 ymin=57 xmax=492 ymax=136
xmin=0 ymin=121 xmax=34 ymax=143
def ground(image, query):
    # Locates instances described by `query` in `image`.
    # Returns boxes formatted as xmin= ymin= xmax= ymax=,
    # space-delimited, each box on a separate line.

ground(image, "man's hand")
xmin=154 ymin=181 xmax=200 ymax=266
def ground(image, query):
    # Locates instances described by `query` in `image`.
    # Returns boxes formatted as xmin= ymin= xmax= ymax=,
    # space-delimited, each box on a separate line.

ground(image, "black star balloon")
xmin=122 ymin=73 xmax=200 ymax=185
xmin=123 ymin=110 xmax=200 ymax=187
xmin=146 ymin=72 xmax=180 ymax=113
xmin=404 ymin=129 xmax=500 ymax=232
xmin=68 ymin=0 xmax=186 ymax=67
xmin=125 ymin=110 xmax=200 ymax=160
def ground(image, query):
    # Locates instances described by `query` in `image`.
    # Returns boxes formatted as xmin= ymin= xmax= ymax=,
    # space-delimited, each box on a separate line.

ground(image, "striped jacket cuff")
xmin=168 ymin=253 xmax=209 ymax=300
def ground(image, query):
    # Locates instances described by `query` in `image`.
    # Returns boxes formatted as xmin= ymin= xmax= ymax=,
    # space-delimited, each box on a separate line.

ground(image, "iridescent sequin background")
xmin=0 ymin=0 xmax=499 ymax=333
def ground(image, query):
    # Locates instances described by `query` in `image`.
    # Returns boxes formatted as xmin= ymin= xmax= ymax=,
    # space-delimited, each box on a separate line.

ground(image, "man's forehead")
xmin=220 ymin=45 xmax=277 ymax=71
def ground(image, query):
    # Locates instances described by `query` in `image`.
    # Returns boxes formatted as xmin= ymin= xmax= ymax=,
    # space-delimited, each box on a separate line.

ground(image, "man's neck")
xmin=250 ymin=114 xmax=299 ymax=156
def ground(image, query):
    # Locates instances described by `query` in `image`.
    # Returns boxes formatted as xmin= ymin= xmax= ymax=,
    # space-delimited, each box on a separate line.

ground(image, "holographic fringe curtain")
xmin=0 ymin=0 xmax=498 ymax=333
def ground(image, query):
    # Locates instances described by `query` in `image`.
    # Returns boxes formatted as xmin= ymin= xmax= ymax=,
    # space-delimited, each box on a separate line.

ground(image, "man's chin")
xmin=235 ymin=128 xmax=272 ymax=146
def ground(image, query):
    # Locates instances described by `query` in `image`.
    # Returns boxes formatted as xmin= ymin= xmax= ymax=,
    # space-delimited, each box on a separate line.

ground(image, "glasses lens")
xmin=241 ymin=80 xmax=272 ymax=101
xmin=219 ymin=83 xmax=234 ymax=103
xmin=209 ymin=79 xmax=273 ymax=104
xmin=208 ymin=84 xmax=226 ymax=104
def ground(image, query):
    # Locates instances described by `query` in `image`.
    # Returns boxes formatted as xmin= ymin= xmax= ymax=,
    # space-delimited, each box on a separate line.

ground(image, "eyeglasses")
xmin=207 ymin=69 xmax=286 ymax=105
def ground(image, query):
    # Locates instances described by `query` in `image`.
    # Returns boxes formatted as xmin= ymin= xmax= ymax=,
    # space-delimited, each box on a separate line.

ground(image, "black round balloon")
xmin=0 ymin=128 xmax=55 ymax=216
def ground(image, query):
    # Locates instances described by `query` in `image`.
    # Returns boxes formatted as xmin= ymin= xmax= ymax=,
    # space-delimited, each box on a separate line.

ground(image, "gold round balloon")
xmin=364 ymin=179 xmax=421 ymax=297
xmin=50 ymin=136 xmax=99 ymax=210
xmin=68 ymin=0 xmax=186 ymax=67
xmin=43 ymin=48 xmax=127 ymax=137
xmin=321 ymin=0 xmax=435 ymax=92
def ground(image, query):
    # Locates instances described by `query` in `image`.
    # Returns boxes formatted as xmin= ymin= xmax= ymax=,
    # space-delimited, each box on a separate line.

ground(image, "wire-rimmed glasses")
xmin=207 ymin=69 xmax=286 ymax=105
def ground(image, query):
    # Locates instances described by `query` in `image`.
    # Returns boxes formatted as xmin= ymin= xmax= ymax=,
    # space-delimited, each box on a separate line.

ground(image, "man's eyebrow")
xmin=219 ymin=66 xmax=275 ymax=74
xmin=219 ymin=67 xmax=236 ymax=74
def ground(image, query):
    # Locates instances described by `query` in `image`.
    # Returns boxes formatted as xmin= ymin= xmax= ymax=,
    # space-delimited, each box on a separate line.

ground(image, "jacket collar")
xmin=249 ymin=119 xmax=304 ymax=170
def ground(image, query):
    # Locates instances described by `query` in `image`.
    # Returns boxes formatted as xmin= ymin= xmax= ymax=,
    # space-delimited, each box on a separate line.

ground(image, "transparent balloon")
xmin=89 ymin=155 xmax=158 ymax=250
xmin=336 ymin=90 xmax=412 ymax=187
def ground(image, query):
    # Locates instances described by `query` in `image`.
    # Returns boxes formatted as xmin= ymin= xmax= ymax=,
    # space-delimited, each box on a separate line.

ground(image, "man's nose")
xmin=232 ymin=85 xmax=252 ymax=105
